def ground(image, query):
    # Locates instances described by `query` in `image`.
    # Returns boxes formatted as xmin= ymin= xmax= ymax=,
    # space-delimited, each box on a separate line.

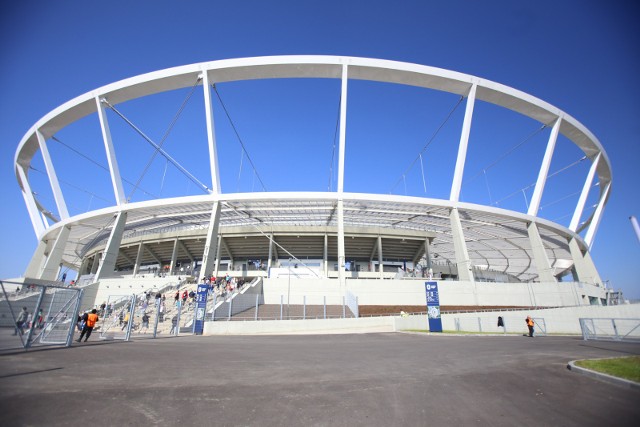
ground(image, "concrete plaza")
xmin=0 ymin=333 xmax=638 ymax=426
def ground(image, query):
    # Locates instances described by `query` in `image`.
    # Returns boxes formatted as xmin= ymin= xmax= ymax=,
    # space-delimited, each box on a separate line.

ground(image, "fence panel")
xmin=579 ymin=318 xmax=640 ymax=342
xmin=99 ymin=295 xmax=136 ymax=341
xmin=0 ymin=281 xmax=82 ymax=351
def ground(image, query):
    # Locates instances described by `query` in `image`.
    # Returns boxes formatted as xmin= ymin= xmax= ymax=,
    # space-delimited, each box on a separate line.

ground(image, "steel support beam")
xmin=95 ymin=212 xmax=127 ymax=280
xmin=528 ymin=117 xmax=561 ymax=216
xmin=527 ymin=222 xmax=556 ymax=283
xmin=39 ymin=226 xmax=70 ymax=280
xmin=450 ymin=84 xmax=476 ymax=202
xmin=200 ymin=201 xmax=221 ymax=280
xmin=36 ymin=130 xmax=69 ymax=220
xmin=96 ymin=96 xmax=126 ymax=205
xmin=449 ymin=208 xmax=474 ymax=282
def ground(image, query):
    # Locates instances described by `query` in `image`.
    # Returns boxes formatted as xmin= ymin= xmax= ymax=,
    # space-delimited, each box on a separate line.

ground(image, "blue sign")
xmin=425 ymin=281 xmax=442 ymax=332
xmin=194 ymin=284 xmax=209 ymax=334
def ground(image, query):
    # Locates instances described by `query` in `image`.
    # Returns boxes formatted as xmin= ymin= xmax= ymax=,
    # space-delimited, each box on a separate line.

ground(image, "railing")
xmin=579 ymin=318 xmax=640 ymax=342
xmin=209 ymin=285 xmax=358 ymax=322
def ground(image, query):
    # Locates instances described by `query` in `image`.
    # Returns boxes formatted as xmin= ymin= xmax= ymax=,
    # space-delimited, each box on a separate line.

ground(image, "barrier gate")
xmin=0 ymin=280 xmax=83 ymax=351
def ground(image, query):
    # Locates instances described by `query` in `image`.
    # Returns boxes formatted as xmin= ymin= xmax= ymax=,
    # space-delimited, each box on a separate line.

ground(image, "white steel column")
xmin=528 ymin=117 xmax=561 ymax=216
xmin=570 ymin=153 xmax=601 ymax=232
xmin=323 ymin=234 xmax=328 ymax=278
xmin=24 ymin=240 xmax=47 ymax=278
xmin=78 ymin=257 xmax=91 ymax=277
xmin=584 ymin=182 xmax=611 ymax=250
xmin=377 ymin=236 xmax=384 ymax=279
xmin=268 ymin=234 xmax=274 ymax=272
xmin=17 ymin=165 xmax=45 ymax=237
xmin=449 ymin=208 xmax=474 ymax=283
xmin=36 ymin=130 xmax=69 ymax=219
xmin=169 ymin=238 xmax=179 ymax=275
xmin=39 ymin=226 xmax=71 ymax=280
xmin=336 ymin=63 xmax=349 ymax=287
xmin=90 ymin=254 xmax=101 ymax=274
xmin=202 ymin=72 xmax=221 ymax=194
xmin=133 ymin=243 xmax=145 ymax=277
xmin=337 ymin=200 xmax=346 ymax=286
xmin=450 ymin=84 xmax=477 ymax=202
xmin=200 ymin=201 xmax=221 ymax=281
xmin=337 ymin=63 xmax=348 ymax=194
xmin=568 ymin=237 xmax=602 ymax=285
xmin=213 ymin=234 xmax=222 ymax=277
xmin=527 ymin=222 xmax=556 ymax=283
xmin=425 ymin=237 xmax=432 ymax=270
xmin=95 ymin=212 xmax=128 ymax=281
xmin=96 ymin=96 xmax=126 ymax=205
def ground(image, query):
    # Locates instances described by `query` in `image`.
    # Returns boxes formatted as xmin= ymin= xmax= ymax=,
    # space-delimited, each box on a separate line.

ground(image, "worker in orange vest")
xmin=77 ymin=309 xmax=99 ymax=342
xmin=526 ymin=316 xmax=535 ymax=337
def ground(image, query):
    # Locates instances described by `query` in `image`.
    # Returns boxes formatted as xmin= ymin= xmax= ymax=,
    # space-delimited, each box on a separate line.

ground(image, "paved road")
xmin=0 ymin=333 xmax=638 ymax=426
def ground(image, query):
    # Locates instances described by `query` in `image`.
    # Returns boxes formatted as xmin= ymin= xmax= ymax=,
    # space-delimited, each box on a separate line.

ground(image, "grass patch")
xmin=575 ymin=356 xmax=640 ymax=383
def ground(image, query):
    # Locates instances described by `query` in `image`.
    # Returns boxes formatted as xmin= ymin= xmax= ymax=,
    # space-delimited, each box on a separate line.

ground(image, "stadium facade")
xmin=14 ymin=56 xmax=613 ymax=310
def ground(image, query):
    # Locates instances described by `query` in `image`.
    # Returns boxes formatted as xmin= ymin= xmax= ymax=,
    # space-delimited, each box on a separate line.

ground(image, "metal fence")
xmin=579 ymin=318 xmax=640 ymax=342
xmin=0 ymin=280 xmax=83 ymax=351
xmin=451 ymin=315 xmax=547 ymax=336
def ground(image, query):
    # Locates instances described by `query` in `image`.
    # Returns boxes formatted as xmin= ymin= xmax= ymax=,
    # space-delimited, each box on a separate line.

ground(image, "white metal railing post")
xmin=323 ymin=296 xmax=326 ymax=319
xmin=255 ymin=293 xmax=259 ymax=321
xmin=227 ymin=296 xmax=233 ymax=320
xmin=125 ymin=295 xmax=137 ymax=341
xmin=174 ymin=300 xmax=182 ymax=336
xmin=280 ymin=295 xmax=283 ymax=320
xmin=152 ymin=298 xmax=160 ymax=338
xmin=477 ymin=317 xmax=482 ymax=333
xmin=355 ymin=296 xmax=359 ymax=318
xmin=303 ymin=295 xmax=306 ymax=320
xmin=66 ymin=288 xmax=84 ymax=347
xmin=25 ymin=286 xmax=47 ymax=349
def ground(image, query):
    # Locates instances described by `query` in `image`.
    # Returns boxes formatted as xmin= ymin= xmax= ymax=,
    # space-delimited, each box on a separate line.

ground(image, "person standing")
xmin=77 ymin=309 xmax=99 ymax=342
xmin=121 ymin=311 xmax=130 ymax=331
xmin=13 ymin=307 xmax=29 ymax=335
xmin=36 ymin=309 xmax=45 ymax=329
xmin=140 ymin=312 xmax=150 ymax=334
xmin=170 ymin=314 xmax=178 ymax=335
xmin=526 ymin=316 xmax=535 ymax=337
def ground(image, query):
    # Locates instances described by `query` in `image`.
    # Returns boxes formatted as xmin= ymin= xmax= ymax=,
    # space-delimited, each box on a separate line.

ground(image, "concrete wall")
xmin=202 ymin=303 xmax=640 ymax=336
xmin=438 ymin=303 xmax=640 ymax=335
xmin=203 ymin=316 xmax=397 ymax=335
xmin=77 ymin=275 xmax=609 ymax=313
xmin=262 ymin=278 xmax=606 ymax=307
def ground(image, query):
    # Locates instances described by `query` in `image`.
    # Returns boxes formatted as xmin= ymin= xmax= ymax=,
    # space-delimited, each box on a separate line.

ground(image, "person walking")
xmin=526 ymin=316 xmax=535 ymax=337
xmin=77 ymin=309 xmax=99 ymax=342
xmin=13 ymin=307 xmax=29 ymax=335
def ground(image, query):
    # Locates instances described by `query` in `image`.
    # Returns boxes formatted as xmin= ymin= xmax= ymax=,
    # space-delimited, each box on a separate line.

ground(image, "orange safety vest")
xmin=86 ymin=313 xmax=99 ymax=328
xmin=526 ymin=317 xmax=534 ymax=327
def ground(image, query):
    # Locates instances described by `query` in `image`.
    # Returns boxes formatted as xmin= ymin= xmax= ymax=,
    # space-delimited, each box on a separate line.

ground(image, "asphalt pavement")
xmin=0 ymin=333 xmax=639 ymax=426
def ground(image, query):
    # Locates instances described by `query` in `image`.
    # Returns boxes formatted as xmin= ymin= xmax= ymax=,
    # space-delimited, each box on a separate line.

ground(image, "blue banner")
xmin=194 ymin=284 xmax=209 ymax=335
xmin=425 ymin=281 xmax=442 ymax=332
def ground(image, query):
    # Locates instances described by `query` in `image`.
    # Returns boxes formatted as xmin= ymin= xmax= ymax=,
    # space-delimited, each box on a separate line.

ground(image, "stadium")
xmin=11 ymin=56 xmax=619 ymax=333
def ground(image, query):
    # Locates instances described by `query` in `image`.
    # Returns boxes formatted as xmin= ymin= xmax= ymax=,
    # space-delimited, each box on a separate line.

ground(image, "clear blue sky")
xmin=1 ymin=1 xmax=638 ymax=297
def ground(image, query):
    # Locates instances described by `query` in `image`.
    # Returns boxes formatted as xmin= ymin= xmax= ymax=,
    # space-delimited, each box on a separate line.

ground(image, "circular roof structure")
xmin=14 ymin=56 xmax=612 ymax=282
